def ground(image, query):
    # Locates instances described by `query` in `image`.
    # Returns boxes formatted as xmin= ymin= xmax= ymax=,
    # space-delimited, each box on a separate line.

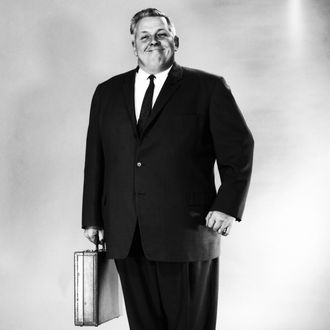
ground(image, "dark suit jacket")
xmin=82 ymin=62 xmax=254 ymax=261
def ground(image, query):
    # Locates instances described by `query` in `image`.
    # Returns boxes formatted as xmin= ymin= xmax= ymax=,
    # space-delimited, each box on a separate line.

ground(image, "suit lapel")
xmin=122 ymin=68 xmax=139 ymax=138
xmin=140 ymin=62 xmax=183 ymax=139
xmin=122 ymin=63 xmax=183 ymax=140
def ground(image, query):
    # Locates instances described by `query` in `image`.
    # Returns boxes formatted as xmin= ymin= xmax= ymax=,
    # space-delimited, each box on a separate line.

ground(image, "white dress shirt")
xmin=134 ymin=65 xmax=172 ymax=122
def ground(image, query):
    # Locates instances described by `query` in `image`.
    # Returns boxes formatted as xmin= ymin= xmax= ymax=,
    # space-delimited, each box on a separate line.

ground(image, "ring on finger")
xmin=218 ymin=227 xmax=227 ymax=234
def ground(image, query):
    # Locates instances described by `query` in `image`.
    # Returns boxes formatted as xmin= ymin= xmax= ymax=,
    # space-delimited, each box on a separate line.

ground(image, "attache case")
xmin=74 ymin=244 xmax=123 ymax=326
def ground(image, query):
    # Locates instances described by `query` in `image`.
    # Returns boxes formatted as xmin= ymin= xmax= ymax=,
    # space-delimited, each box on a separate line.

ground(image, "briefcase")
xmin=74 ymin=243 xmax=123 ymax=326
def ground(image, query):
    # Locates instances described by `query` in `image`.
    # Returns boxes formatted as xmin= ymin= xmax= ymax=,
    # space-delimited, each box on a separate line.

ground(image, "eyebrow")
xmin=139 ymin=28 xmax=168 ymax=34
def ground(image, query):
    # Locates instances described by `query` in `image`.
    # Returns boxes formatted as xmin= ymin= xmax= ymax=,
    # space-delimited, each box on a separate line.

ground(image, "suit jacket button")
xmin=136 ymin=161 xmax=142 ymax=167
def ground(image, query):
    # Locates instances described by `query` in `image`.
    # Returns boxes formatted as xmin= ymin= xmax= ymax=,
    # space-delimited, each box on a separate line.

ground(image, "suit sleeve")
xmin=209 ymin=77 xmax=254 ymax=222
xmin=81 ymin=85 xmax=104 ymax=229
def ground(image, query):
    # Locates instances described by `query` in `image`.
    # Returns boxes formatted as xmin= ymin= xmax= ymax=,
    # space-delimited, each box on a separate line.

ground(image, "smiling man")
xmin=131 ymin=13 xmax=179 ymax=73
xmin=82 ymin=8 xmax=254 ymax=330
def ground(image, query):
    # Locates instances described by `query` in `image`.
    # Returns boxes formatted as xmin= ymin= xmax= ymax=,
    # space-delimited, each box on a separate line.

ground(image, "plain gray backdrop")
xmin=1 ymin=0 xmax=329 ymax=329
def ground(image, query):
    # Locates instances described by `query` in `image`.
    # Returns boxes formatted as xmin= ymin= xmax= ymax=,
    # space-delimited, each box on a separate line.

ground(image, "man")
xmin=82 ymin=8 xmax=254 ymax=330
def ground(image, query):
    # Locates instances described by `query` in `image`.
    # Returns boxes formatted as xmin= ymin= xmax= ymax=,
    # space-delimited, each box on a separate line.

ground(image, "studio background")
xmin=1 ymin=0 xmax=329 ymax=329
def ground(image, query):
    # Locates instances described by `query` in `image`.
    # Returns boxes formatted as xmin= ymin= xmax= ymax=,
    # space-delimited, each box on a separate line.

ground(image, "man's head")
xmin=130 ymin=8 xmax=179 ymax=74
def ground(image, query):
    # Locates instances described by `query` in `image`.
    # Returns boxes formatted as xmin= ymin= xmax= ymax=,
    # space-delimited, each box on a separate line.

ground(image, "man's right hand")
xmin=84 ymin=227 xmax=104 ymax=245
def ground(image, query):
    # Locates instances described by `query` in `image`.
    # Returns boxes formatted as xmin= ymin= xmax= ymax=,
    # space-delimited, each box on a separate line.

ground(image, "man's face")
xmin=132 ymin=16 xmax=179 ymax=74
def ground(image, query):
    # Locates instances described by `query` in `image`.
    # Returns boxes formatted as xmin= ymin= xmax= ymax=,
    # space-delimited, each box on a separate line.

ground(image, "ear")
xmin=174 ymin=36 xmax=179 ymax=51
xmin=131 ymin=38 xmax=137 ymax=56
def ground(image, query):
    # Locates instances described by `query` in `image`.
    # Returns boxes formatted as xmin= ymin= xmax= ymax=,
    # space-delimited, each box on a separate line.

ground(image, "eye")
xmin=157 ymin=33 xmax=168 ymax=38
xmin=140 ymin=35 xmax=149 ymax=41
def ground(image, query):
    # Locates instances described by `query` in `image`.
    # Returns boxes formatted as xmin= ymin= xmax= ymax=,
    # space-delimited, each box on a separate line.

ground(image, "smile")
xmin=147 ymin=48 xmax=164 ymax=52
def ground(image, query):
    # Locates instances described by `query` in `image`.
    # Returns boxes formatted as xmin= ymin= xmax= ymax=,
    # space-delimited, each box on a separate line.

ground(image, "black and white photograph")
xmin=1 ymin=1 xmax=329 ymax=329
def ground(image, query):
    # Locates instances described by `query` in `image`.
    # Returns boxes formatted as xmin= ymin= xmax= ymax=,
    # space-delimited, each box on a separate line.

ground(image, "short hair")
xmin=130 ymin=8 xmax=176 ymax=36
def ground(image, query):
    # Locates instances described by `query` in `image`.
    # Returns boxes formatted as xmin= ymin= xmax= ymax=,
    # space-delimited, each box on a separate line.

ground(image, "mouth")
xmin=146 ymin=48 xmax=165 ymax=52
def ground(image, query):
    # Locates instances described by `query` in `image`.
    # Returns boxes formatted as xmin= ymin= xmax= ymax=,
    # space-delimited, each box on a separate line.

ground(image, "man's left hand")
xmin=205 ymin=211 xmax=235 ymax=236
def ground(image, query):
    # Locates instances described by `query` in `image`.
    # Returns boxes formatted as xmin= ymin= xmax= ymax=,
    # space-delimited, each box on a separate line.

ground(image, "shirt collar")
xmin=136 ymin=65 xmax=173 ymax=81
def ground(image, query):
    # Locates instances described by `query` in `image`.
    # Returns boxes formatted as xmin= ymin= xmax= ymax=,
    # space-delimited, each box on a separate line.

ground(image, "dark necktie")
xmin=137 ymin=74 xmax=155 ymax=136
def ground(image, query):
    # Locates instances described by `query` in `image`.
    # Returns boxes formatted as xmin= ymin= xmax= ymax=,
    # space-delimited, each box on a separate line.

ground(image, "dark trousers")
xmin=114 ymin=221 xmax=219 ymax=330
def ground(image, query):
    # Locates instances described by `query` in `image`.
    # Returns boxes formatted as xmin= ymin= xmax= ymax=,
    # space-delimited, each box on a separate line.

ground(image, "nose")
xmin=150 ymin=35 xmax=160 ymax=46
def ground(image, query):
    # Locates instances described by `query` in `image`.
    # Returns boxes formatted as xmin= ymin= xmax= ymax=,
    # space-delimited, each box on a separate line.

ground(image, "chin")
xmin=147 ymin=60 xmax=166 ymax=71
xmin=139 ymin=56 xmax=171 ymax=73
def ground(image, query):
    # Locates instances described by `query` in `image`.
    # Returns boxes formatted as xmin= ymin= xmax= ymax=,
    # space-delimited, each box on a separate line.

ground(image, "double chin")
xmin=146 ymin=54 xmax=166 ymax=66
xmin=139 ymin=53 xmax=174 ymax=73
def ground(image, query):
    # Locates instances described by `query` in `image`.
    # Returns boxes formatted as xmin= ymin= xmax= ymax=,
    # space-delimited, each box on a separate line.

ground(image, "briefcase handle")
xmin=95 ymin=236 xmax=106 ymax=252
